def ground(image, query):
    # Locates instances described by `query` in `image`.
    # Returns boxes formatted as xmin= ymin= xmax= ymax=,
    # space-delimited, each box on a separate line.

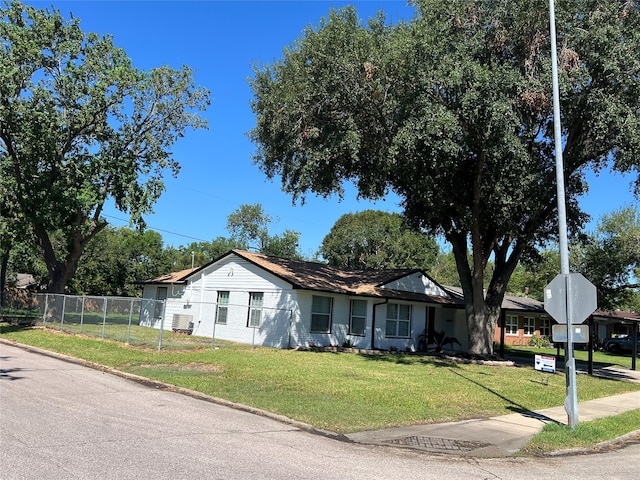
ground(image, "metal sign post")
xmin=546 ymin=0 xmax=596 ymax=429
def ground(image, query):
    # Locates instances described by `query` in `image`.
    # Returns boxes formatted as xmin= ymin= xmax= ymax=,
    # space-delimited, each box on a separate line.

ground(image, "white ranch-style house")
xmin=139 ymin=249 xmax=638 ymax=354
xmin=139 ymin=250 xmax=467 ymax=351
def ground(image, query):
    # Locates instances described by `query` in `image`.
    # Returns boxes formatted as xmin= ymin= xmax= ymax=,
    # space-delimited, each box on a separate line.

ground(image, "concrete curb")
xmin=0 ymin=338 xmax=349 ymax=443
xmin=2 ymin=337 xmax=638 ymax=457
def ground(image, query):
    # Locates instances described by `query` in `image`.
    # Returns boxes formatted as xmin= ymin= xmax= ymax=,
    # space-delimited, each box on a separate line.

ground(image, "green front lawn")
xmin=2 ymin=325 xmax=639 ymax=435
xmin=519 ymin=409 xmax=640 ymax=456
xmin=503 ymin=344 xmax=638 ymax=370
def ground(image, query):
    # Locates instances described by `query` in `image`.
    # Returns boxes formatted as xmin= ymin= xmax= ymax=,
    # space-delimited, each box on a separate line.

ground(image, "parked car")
xmin=602 ymin=335 xmax=640 ymax=354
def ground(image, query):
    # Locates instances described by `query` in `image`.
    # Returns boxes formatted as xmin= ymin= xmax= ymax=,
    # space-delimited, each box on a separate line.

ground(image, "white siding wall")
xmin=382 ymin=272 xmax=448 ymax=296
xmin=139 ymin=283 xmax=186 ymax=329
xmin=372 ymin=301 xmax=426 ymax=352
xmin=293 ymin=291 xmax=362 ymax=348
xmin=431 ymin=307 xmax=468 ymax=351
xmin=144 ymin=256 xmax=298 ymax=348
xmin=139 ymin=254 xmax=468 ymax=351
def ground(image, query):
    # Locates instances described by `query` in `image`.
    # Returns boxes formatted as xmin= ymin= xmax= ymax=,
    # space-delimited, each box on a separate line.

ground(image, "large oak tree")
xmin=319 ymin=210 xmax=439 ymax=270
xmin=249 ymin=0 xmax=640 ymax=354
xmin=0 ymin=2 xmax=210 ymax=293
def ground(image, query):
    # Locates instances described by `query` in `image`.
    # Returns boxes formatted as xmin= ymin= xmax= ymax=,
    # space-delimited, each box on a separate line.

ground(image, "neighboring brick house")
xmin=443 ymin=287 xmax=550 ymax=347
xmin=496 ymin=296 xmax=549 ymax=346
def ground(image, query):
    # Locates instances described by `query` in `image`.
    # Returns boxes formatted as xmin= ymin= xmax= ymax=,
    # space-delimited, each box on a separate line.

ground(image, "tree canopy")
xmin=226 ymin=203 xmax=303 ymax=259
xmin=577 ymin=205 xmax=640 ymax=310
xmin=0 ymin=1 xmax=210 ymax=293
xmin=249 ymin=0 xmax=640 ymax=354
xmin=319 ymin=210 xmax=439 ymax=270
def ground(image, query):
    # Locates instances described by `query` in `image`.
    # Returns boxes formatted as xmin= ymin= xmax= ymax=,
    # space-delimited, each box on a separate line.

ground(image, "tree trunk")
xmin=465 ymin=305 xmax=500 ymax=355
xmin=33 ymin=222 xmax=105 ymax=294
xmin=448 ymin=230 xmax=521 ymax=355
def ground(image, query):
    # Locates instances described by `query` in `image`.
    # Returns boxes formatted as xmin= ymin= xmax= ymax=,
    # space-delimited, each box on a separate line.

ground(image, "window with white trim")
xmin=523 ymin=317 xmax=535 ymax=336
xmin=247 ymin=292 xmax=263 ymax=327
xmin=385 ymin=303 xmax=411 ymax=338
xmin=505 ymin=315 xmax=518 ymax=335
xmin=154 ymin=287 xmax=167 ymax=319
xmin=349 ymin=299 xmax=367 ymax=336
xmin=216 ymin=291 xmax=229 ymax=324
xmin=539 ymin=318 xmax=550 ymax=337
xmin=311 ymin=296 xmax=332 ymax=333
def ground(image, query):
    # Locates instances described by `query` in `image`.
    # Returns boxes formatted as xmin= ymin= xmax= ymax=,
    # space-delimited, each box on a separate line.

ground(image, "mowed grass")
xmin=3 ymin=325 xmax=640 ymax=435
xmin=504 ymin=344 xmax=639 ymax=370
xmin=519 ymin=409 xmax=640 ymax=456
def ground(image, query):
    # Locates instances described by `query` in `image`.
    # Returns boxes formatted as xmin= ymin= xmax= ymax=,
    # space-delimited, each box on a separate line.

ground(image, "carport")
xmin=590 ymin=310 xmax=640 ymax=371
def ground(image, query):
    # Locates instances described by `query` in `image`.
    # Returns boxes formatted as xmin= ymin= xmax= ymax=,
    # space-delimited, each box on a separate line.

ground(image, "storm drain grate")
xmin=386 ymin=436 xmax=489 ymax=452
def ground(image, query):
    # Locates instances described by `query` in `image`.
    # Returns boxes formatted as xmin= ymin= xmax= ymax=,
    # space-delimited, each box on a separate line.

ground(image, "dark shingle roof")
xmin=140 ymin=250 xmax=461 ymax=306
xmin=443 ymin=286 xmax=545 ymax=313
xmin=234 ymin=250 xmax=460 ymax=305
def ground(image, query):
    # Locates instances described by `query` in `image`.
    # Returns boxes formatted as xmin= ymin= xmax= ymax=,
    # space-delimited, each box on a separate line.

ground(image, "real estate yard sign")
xmin=534 ymin=354 xmax=556 ymax=374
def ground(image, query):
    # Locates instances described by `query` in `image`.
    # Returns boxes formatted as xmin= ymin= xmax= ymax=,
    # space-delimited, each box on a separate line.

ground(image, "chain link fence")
xmin=2 ymin=291 xmax=302 ymax=350
xmin=0 ymin=290 xmax=186 ymax=350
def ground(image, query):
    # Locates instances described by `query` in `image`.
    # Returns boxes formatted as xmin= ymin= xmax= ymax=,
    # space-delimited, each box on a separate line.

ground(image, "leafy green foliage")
xmin=319 ymin=210 xmax=439 ymax=270
xmin=68 ymin=226 xmax=171 ymax=296
xmin=507 ymin=250 xmax=561 ymax=301
xmin=163 ymin=237 xmax=245 ymax=272
xmin=249 ymin=1 xmax=640 ymax=353
xmin=0 ymin=2 xmax=210 ymax=292
xmin=508 ymin=206 xmax=639 ymax=310
xmin=226 ymin=203 xmax=303 ymax=259
xmin=577 ymin=205 xmax=640 ymax=311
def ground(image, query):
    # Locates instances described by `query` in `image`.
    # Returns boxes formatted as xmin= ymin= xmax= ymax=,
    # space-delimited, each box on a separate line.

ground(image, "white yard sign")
xmin=534 ymin=354 xmax=556 ymax=374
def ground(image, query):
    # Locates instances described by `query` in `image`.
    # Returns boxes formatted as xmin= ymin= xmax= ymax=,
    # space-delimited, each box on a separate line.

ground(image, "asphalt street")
xmin=1 ymin=341 xmax=639 ymax=480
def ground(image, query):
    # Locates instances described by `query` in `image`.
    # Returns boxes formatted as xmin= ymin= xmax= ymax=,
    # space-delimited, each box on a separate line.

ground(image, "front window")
xmin=506 ymin=315 xmax=518 ymax=335
xmin=349 ymin=299 xmax=367 ymax=336
xmin=385 ymin=303 xmax=411 ymax=338
xmin=247 ymin=292 xmax=263 ymax=327
xmin=523 ymin=317 xmax=535 ymax=336
xmin=539 ymin=318 xmax=550 ymax=337
xmin=216 ymin=291 xmax=229 ymax=324
xmin=311 ymin=296 xmax=332 ymax=333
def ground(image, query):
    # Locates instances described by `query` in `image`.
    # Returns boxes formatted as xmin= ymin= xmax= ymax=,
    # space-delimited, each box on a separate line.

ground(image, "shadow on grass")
xmin=505 ymin=345 xmax=633 ymax=371
xmin=449 ymin=369 xmax=561 ymax=425
xmin=358 ymin=352 xmax=462 ymax=368
xmin=0 ymin=323 xmax=34 ymax=334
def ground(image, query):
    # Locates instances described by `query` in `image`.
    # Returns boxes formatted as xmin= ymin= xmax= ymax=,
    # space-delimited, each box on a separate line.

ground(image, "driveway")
xmin=1 ymin=341 xmax=639 ymax=479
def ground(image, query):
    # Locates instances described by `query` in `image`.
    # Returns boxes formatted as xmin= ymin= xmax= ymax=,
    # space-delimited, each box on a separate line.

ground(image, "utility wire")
xmin=103 ymin=215 xmax=209 ymax=243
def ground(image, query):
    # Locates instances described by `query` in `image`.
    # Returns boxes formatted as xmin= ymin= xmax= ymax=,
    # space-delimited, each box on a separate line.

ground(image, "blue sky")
xmin=37 ymin=1 xmax=638 ymax=257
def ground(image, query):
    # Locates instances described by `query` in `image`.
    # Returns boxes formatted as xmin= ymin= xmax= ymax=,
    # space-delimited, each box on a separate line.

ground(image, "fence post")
xmin=101 ymin=297 xmax=107 ymax=339
xmin=212 ymin=302 xmax=218 ymax=349
xmin=127 ymin=298 xmax=134 ymax=344
xmin=158 ymin=299 xmax=167 ymax=351
xmin=43 ymin=294 xmax=49 ymax=325
xmin=61 ymin=295 xmax=67 ymax=330
xmin=80 ymin=296 xmax=86 ymax=333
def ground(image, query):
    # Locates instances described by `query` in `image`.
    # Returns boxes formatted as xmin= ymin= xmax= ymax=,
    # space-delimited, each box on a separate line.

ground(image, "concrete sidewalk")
xmin=3 ymin=338 xmax=638 ymax=459
xmin=346 ymin=388 xmax=640 ymax=458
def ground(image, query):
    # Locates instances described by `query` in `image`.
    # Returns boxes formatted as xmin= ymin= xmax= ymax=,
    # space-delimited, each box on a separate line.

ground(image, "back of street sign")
xmin=544 ymin=273 xmax=597 ymax=324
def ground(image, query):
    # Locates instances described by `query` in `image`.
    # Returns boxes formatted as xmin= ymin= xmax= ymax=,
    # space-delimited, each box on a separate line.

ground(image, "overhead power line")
xmin=103 ymin=215 xmax=209 ymax=243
